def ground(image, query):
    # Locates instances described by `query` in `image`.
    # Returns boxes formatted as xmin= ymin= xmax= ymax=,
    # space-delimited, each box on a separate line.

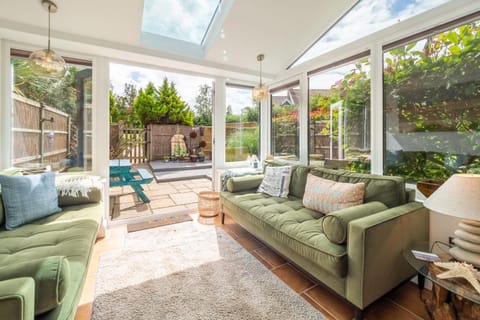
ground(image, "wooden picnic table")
xmin=109 ymin=159 xmax=153 ymax=203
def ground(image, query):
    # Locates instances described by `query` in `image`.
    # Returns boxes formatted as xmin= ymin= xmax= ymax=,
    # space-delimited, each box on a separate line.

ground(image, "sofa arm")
xmin=0 ymin=277 xmax=35 ymax=320
xmin=226 ymin=175 xmax=264 ymax=193
xmin=346 ymin=202 xmax=429 ymax=309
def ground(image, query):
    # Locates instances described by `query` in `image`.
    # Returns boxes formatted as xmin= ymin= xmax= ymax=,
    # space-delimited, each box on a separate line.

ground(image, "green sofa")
xmin=220 ymin=162 xmax=429 ymax=318
xmin=0 ymin=174 xmax=103 ymax=320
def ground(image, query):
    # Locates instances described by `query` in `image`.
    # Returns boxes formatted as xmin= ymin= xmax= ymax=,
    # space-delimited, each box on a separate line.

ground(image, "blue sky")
xmin=110 ymin=63 xmax=252 ymax=114
xmin=142 ymin=0 xmax=220 ymax=44
xmin=294 ymin=0 xmax=450 ymax=66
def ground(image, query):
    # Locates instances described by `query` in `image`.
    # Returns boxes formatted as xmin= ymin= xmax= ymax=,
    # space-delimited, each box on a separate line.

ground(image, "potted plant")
xmin=198 ymin=150 xmax=205 ymax=162
xmin=197 ymin=140 xmax=207 ymax=162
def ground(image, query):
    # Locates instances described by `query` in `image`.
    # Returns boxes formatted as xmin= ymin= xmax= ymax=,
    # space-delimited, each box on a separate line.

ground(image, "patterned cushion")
xmin=257 ymin=166 xmax=292 ymax=198
xmin=303 ymin=174 xmax=365 ymax=214
xmin=0 ymin=172 xmax=62 ymax=230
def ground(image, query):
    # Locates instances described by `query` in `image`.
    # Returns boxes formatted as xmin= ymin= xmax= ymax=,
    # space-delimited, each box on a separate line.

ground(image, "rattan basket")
xmin=198 ymin=191 xmax=220 ymax=217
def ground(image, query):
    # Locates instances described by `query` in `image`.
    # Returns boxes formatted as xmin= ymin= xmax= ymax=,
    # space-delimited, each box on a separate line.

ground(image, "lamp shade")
xmin=29 ymin=49 xmax=66 ymax=78
xmin=423 ymin=174 xmax=480 ymax=220
xmin=253 ymin=84 xmax=268 ymax=101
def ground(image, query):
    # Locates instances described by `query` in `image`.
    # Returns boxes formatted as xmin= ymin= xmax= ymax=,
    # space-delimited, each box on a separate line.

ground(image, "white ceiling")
xmin=0 ymin=0 xmax=356 ymax=81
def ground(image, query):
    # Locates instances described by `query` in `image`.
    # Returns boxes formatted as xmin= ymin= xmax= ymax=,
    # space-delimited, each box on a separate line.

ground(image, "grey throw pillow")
xmin=257 ymin=166 xmax=292 ymax=198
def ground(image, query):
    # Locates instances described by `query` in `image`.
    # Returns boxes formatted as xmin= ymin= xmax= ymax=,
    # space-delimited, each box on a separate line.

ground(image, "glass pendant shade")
xmin=29 ymin=48 xmax=66 ymax=78
xmin=252 ymin=54 xmax=268 ymax=101
xmin=29 ymin=0 xmax=66 ymax=78
xmin=253 ymin=84 xmax=268 ymax=101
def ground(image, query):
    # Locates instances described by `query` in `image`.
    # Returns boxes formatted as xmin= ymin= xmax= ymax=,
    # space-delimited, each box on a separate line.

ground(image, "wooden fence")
xmin=147 ymin=124 xmax=212 ymax=161
xmin=110 ymin=125 xmax=150 ymax=163
xmin=12 ymin=94 xmax=70 ymax=169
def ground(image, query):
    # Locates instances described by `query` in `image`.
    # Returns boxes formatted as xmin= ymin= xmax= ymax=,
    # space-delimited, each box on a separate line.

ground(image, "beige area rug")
xmin=93 ymin=221 xmax=327 ymax=320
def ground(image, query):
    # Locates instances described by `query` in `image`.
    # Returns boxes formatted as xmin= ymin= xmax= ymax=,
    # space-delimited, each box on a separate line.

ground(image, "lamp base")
xmin=451 ymin=219 xmax=480 ymax=267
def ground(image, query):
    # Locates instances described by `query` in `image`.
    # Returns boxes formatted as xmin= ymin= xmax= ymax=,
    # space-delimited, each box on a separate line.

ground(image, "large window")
xmin=225 ymin=85 xmax=259 ymax=162
xmin=308 ymin=58 xmax=371 ymax=172
xmin=384 ymin=19 xmax=480 ymax=181
xmin=11 ymin=50 xmax=93 ymax=171
xmin=271 ymin=83 xmax=300 ymax=160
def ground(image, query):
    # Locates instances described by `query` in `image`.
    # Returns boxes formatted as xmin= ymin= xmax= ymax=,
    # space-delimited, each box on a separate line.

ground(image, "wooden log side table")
xmin=198 ymin=191 xmax=220 ymax=217
xmin=404 ymin=242 xmax=480 ymax=319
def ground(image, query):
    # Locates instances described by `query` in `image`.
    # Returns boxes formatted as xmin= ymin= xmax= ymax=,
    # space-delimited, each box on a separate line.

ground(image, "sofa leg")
xmin=353 ymin=308 xmax=363 ymax=320
xmin=221 ymin=212 xmax=225 ymax=224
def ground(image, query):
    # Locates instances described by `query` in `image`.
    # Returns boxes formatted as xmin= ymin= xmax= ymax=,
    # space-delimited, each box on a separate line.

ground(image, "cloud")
xmin=295 ymin=0 xmax=449 ymax=66
xmin=110 ymin=63 xmax=213 ymax=108
xmin=110 ymin=63 xmax=254 ymax=115
xmin=142 ymin=0 xmax=219 ymax=43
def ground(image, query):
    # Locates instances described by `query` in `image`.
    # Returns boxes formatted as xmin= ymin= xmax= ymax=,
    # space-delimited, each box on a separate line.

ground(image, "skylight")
xmin=291 ymin=0 xmax=451 ymax=68
xmin=142 ymin=0 xmax=222 ymax=45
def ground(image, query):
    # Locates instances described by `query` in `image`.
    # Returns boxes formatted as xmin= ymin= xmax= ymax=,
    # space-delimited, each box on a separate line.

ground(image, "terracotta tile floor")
xmin=75 ymin=213 xmax=431 ymax=320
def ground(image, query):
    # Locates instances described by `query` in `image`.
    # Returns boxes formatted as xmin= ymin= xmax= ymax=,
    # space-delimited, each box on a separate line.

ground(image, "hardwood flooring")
xmin=75 ymin=214 xmax=430 ymax=320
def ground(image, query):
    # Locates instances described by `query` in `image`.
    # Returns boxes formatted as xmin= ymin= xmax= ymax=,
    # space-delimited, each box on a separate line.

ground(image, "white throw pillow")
xmin=257 ymin=166 xmax=292 ymax=198
xmin=302 ymin=174 xmax=365 ymax=214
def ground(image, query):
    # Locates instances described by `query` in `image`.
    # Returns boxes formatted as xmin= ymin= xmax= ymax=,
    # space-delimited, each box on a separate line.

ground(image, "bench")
xmin=109 ymin=160 xmax=154 ymax=203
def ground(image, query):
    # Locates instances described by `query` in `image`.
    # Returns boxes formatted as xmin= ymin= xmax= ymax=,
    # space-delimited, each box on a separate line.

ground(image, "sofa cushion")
xmin=0 ymin=203 xmax=102 ymax=320
xmin=56 ymin=174 xmax=103 ymax=207
xmin=227 ymin=174 xmax=264 ymax=193
xmin=0 ymin=169 xmax=23 ymax=227
xmin=263 ymin=160 xmax=310 ymax=198
xmin=0 ymin=256 xmax=69 ymax=315
xmin=322 ymin=202 xmax=388 ymax=244
xmin=0 ymin=172 xmax=62 ymax=230
xmin=303 ymin=174 xmax=365 ymax=214
xmin=258 ymin=166 xmax=292 ymax=198
xmin=221 ymin=191 xmax=348 ymax=278
xmin=338 ymin=171 xmax=406 ymax=207
xmin=309 ymin=167 xmax=345 ymax=181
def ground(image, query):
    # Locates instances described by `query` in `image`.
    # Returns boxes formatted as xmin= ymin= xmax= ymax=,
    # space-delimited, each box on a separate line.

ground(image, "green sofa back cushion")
xmin=0 ymin=256 xmax=70 ymax=315
xmin=226 ymin=175 xmax=264 ymax=193
xmin=338 ymin=171 xmax=406 ymax=207
xmin=56 ymin=174 xmax=103 ymax=207
xmin=322 ymin=201 xmax=388 ymax=244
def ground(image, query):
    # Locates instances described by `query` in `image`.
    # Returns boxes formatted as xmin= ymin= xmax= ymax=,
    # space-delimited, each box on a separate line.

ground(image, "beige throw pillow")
xmin=303 ymin=174 xmax=365 ymax=214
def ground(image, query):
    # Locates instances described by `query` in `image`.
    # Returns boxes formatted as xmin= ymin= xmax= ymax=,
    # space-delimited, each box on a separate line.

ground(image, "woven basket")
xmin=198 ymin=191 xmax=220 ymax=217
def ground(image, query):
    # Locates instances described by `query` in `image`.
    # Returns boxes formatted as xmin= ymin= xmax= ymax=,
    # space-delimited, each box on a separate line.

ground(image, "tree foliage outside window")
xmin=193 ymin=84 xmax=213 ymax=126
xmin=309 ymin=60 xmax=371 ymax=170
xmin=133 ymin=78 xmax=194 ymax=127
xmin=384 ymin=21 xmax=480 ymax=181
xmin=225 ymin=86 xmax=259 ymax=161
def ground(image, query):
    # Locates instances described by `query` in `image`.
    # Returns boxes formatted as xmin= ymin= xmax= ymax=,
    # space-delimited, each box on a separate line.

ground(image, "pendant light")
xmin=29 ymin=0 xmax=66 ymax=78
xmin=252 ymin=54 xmax=268 ymax=102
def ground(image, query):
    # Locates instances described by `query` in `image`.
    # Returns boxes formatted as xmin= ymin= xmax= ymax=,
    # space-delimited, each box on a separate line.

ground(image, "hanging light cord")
xmin=47 ymin=4 xmax=51 ymax=51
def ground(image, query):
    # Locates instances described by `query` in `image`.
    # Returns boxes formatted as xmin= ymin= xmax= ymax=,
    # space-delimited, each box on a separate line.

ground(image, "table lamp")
xmin=423 ymin=174 xmax=480 ymax=266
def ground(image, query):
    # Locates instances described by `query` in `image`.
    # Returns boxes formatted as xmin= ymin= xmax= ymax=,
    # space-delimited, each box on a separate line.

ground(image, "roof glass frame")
xmin=140 ymin=0 xmax=233 ymax=57
xmin=290 ymin=0 xmax=451 ymax=69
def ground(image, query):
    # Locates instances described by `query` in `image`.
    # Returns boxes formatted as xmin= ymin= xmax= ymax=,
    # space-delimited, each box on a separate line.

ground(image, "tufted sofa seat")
xmin=0 ymin=180 xmax=103 ymax=320
xmin=220 ymin=161 xmax=429 ymax=318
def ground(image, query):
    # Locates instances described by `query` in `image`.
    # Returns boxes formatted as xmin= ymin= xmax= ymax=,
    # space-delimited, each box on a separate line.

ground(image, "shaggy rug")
xmin=93 ymin=221 xmax=327 ymax=320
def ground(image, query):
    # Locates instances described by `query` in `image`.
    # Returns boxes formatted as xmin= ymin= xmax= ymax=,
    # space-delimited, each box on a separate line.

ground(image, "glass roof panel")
xmin=142 ymin=0 xmax=221 ymax=45
xmin=292 ymin=0 xmax=451 ymax=68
